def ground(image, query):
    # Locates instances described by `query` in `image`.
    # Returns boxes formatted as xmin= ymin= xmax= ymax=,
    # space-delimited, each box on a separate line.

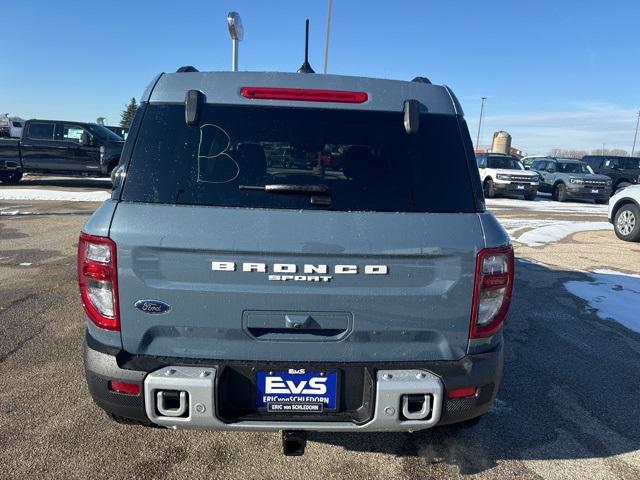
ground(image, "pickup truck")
xmin=80 ymin=68 xmax=513 ymax=456
xmin=0 ymin=119 xmax=124 ymax=184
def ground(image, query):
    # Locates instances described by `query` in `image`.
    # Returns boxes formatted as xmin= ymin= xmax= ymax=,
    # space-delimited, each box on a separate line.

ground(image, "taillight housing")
xmin=77 ymin=232 xmax=119 ymax=331
xmin=469 ymin=246 xmax=514 ymax=339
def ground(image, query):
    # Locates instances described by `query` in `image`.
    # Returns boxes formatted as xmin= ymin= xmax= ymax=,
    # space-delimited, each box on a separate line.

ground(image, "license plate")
xmin=516 ymin=185 xmax=525 ymax=190
xmin=591 ymin=189 xmax=599 ymax=193
xmin=256 ymin=370 xmax=338 ymax=412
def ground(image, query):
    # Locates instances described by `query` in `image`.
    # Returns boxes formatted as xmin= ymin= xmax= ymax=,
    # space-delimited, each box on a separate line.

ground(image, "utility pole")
xmin=323 ymin=0 xmax=333 ymax=74
xmin=475 ymin=97 xmax=487 ymax=151
xmin=632 ymin=110 xmax=640 ymax=156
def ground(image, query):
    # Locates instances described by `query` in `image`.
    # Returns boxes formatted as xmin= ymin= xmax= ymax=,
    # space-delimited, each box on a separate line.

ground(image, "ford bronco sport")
xmin=80 ymin=68 xmax=513 ymax=455
xmin=476 ymin=153 xmax=539 ymax=200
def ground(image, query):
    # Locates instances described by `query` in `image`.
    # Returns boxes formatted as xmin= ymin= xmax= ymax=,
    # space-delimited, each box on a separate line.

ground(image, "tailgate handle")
xmin=285 ymin=314 xmax=312 ymax=329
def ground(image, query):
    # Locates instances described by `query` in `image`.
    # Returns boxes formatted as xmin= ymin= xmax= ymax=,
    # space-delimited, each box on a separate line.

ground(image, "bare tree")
xmin=547 ymin=149 xmax=588 ymax=159
xmin=547 ymin=148 xmax=630 ymax=158
xmin=590 ymin=148 xmax=629 ymax=156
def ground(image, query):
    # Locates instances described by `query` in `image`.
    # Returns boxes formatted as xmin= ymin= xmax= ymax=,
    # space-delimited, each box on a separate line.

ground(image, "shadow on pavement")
xmin=310 ymin=260 xmax=640 ymax=474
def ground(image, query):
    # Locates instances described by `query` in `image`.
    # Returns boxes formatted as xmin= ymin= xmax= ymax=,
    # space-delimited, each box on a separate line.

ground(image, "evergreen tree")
xmin=120 ymin=97 xmax=138 ymax=127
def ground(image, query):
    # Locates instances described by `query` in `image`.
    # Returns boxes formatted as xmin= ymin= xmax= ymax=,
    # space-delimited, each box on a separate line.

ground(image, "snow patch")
xmin=0 ymin=189 xmax=110 ymax=202
xmin=486 ymin=197 xmax=608 ymax=215
xmin=514 ymin=221 xmax=612 ymax=247
xmin=565 ymin=270 xmax=640 ymax=333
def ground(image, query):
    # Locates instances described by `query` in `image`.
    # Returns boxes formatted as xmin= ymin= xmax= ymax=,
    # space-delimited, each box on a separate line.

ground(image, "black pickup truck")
xmin=0 ymin=119 xmax=124 ymax=184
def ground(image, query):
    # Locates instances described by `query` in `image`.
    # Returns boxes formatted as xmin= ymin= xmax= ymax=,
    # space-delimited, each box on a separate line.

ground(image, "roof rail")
xmin=176 ymin=66 xmax=199 ymax=73
xmin=411 ymin=76 xmax=432 ymax=84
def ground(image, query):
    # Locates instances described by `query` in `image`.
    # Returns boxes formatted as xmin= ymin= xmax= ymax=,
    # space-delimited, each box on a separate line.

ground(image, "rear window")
xmin=121 ymin=104 xmax=477 ymax=213
xmin=27 ymin=122 xmax=55 ymax=140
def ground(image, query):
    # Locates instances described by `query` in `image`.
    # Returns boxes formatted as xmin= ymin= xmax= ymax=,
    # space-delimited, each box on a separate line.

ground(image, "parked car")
xmin=529 ymin=157 xmax=611 ymax=203
xmin=0 ymin=114 xmax=24 ymax=138
xmin=477 ymin=153 xmax=539 ymax=200
xmin=582 ymin=155 xmax=640 ymax=194
xmin=81 ymin=68 xmax=513 ymax=455
xmin=0 ymin=119 xmax=124 ymax=184
xmin=106 ymin=126 xmax=129 ymax=140
xmin=520 ymin=155 xmax=545 ymax=169
xmin=268 ymin=146 xmax=316 ymax=169
xmin=608 ymin=185 xmax=640 ymax=242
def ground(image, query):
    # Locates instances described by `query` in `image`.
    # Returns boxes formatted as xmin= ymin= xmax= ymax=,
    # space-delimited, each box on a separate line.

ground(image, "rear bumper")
xmin=84 ymin=337 xmax=503 ymax=432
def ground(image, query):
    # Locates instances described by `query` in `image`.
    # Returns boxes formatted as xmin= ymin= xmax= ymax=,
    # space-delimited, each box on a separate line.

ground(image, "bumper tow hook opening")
xmin=156 ymin=390 xmax=188 ymax=417
xmin=401 ymin=394 xmax=431 ymax=420
xmin=282 ymin=430 xmax=307 ymax=456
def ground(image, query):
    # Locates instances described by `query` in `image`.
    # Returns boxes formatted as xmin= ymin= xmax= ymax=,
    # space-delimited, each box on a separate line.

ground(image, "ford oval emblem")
xmin=134 ymin=299 xmax=171 ymax=314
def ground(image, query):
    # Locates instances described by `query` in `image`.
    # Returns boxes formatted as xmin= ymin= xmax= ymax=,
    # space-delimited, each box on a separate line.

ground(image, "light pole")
xmin=632 ymin=110 xmax=640 ymax=156
xmin=475 ymin=97 xmax=487 ymax=151
xmin=323 ymin=0 xmax=333 ymax=74
xmin=227 ymin=12 xmax=244 ymax=72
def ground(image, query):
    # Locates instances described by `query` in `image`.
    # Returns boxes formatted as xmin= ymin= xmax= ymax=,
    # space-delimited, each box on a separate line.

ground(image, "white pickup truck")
xmin=477 ymin=153 xmax=539 ymax=200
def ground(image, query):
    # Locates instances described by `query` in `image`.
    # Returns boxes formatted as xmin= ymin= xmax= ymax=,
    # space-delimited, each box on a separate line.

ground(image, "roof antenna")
xmin=297 ymin=19 xmax=315 ymax=73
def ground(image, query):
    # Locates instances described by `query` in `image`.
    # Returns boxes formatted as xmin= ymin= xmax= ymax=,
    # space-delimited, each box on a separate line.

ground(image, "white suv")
xmin=477 ymin=153 xmax=539 ymax=200
xmin=609 ymin=185 xmax=640 ymax=242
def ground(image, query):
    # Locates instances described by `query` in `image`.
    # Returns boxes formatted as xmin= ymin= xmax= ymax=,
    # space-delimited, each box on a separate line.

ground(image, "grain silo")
xmin=491 ymin=131 xmax=512 ymax=154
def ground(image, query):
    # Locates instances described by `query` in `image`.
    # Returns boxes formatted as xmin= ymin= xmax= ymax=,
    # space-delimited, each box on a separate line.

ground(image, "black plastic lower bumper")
xmin=494 ymin=183 xmax=538 ymax=195
xmin=84 ymin=334 xmax=503 ymax=428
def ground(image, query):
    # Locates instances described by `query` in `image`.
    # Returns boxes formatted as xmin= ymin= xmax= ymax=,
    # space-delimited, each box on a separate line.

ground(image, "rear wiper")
xmin=239 ymin=184 xmax=331 ymax=206
xmin=239 ymin=184 xmax=330 ymax=194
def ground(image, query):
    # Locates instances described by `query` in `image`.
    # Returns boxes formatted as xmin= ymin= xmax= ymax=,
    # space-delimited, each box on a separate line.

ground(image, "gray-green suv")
xmin=530 ymin=157 xmax=611 ymax=203
xmin=79 ymin=68 xmax=513 ymax=455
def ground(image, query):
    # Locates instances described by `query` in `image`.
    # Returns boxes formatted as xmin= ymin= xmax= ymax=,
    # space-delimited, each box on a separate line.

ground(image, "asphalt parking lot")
xmin=1 ymin=178 xmax=640 ymax=479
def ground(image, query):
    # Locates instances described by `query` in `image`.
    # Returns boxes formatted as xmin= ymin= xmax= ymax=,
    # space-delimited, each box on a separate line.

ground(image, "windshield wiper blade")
xmin=239 ymin=184 xmax=331 ymax=195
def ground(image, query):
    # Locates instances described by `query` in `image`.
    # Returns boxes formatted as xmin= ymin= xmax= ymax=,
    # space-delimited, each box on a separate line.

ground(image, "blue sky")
xmin=1 ymin=0 xmax=639 ymax=155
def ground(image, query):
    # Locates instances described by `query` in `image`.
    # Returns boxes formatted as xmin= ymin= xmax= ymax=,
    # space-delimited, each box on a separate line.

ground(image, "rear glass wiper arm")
xmin=239 ymin=184 xmax=331 ymax=195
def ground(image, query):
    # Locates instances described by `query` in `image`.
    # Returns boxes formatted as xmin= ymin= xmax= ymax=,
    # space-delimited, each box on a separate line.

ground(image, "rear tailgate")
xmin=110 ymin=203 xmax=483 ymax=362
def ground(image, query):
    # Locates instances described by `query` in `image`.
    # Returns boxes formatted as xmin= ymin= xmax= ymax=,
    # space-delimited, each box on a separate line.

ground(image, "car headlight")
xmin=569 ymin=178 xmax=584 ymax=184
xmin=496 ymin=174 xmax=510 ymax=180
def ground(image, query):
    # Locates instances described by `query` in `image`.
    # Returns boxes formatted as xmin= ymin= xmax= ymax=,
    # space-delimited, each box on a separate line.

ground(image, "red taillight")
xmin=108 ymin=380 xmax=140 ymax=396
xmin=448 ymin=387 xmax=478 ymax=399
xmin=77 ymin=232 xmax=119 ymax=331
xmin=240 ymin=87 xmax=368 ymax=104
xmin=469 ymin=246 xmax=514 ymax=339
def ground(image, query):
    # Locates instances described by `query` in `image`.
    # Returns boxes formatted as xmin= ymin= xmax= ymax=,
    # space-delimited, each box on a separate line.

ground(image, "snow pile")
xmin=499 ymin=218 xmax=612 ymax=246
xmin=486 ymin=198 xmax=608 ymax=215
xmin=0 ymin=189 xmax=110 ymax=202
xmin=514 ymin=221 xmax=612 ymax=247
xmin=0 ymin=205 xmax=35 ymax=216
xmin=565 ymin=270 xmax=640 ymax=333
